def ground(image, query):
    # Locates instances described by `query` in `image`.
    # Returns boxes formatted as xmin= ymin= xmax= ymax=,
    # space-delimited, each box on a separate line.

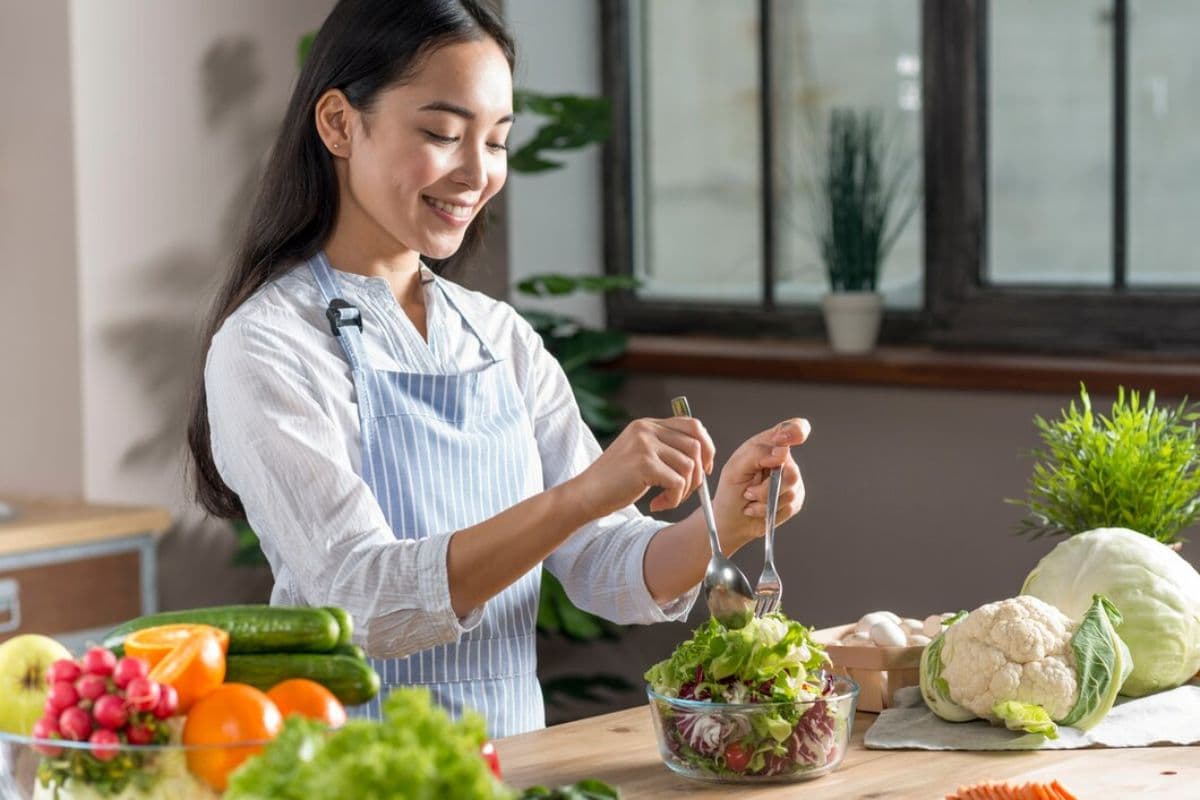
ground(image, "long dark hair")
xmin=188 ymin=0 xmax=515 ymax=519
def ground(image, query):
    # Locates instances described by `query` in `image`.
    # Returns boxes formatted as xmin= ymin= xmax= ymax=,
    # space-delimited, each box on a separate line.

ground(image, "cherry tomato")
xmin=724 ymin=742 xmax=751 ymax=773
xmin=480 ymin=740 xmax=502 ymax=779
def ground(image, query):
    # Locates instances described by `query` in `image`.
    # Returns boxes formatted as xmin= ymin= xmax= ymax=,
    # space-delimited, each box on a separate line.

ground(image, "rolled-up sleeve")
xmin=205 ymin=318 xmax=484 ymax=658
xmin=518 ymin=322 xmax=700 ymax=624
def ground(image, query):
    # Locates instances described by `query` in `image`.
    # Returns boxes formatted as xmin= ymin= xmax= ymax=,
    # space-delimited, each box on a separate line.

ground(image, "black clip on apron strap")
xmin=326 ymin=299 xmax=363 ymax=337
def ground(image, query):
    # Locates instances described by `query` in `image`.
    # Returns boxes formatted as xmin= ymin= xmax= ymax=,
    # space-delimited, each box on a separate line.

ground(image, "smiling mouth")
xmin=423 ymin=195 xmax=473 ymax=220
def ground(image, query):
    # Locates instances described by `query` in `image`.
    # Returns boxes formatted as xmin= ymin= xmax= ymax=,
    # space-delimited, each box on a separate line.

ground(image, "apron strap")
xmin=430 ymin=276 xmax=503 ymax=365
xmin=307 ymin=253 xmax=373 ymax=418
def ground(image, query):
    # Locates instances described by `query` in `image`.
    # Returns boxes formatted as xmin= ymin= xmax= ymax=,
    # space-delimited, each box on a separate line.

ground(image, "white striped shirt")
xmin=205 ymin=262 xmax=697 ymax=658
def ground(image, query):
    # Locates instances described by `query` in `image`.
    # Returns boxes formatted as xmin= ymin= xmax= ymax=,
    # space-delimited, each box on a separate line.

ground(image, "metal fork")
xmin=754 ymin=466 xmax=783 ymax=617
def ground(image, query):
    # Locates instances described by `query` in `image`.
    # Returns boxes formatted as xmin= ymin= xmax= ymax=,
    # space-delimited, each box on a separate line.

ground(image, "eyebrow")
xmin=418 ymin=100 xmax=515 ymax=125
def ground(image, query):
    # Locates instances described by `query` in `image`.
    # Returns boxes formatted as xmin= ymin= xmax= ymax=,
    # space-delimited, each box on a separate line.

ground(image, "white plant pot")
xmin=821 ymin=291 xmax=884 ymax=354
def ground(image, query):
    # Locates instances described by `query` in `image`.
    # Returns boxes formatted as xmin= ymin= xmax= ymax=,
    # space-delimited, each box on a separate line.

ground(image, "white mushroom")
xmin=856 ymin=611 xmax=902 ymax=633
xmin=868 ymin=620 xmax=907 ymax=647
xmin=906 ymin=634 xmax=932 ymax=647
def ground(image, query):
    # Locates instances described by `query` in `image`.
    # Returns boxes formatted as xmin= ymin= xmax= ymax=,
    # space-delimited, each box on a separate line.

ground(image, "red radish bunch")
xmin=34 ymin=647 xmax=179 ymax=761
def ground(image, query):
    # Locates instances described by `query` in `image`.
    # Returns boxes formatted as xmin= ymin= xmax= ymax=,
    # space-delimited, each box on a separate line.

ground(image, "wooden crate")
xmin=812 ymin=623 xmax=924 ymax=713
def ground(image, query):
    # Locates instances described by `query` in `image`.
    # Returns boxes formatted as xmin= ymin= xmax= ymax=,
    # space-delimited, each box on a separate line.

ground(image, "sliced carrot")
xmin=1050 ymin=781 xmax=1078 ymax=800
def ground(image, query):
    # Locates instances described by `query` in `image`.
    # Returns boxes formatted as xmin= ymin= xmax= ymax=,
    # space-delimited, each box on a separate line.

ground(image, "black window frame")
xmin=601 ymin=0 xmax=1200 ymax=353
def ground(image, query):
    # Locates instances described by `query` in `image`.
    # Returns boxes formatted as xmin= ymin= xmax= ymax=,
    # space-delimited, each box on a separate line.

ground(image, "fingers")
xmin=648 ymin=444 xmax=699 ymax=511
xmin=658 ymin=416 xmax=716 ymax=473
xmin=741 ymin=457 xmax=801 ymax=503
xmin=740 ymin=456 xmax=805 ymax=520
xmin=651 ymin=425 xmax=708 ymax=495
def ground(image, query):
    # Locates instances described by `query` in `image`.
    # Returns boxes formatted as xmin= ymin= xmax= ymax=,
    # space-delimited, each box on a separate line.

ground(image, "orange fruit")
xmin=266 ymin=679 xmax=347 ymax=728
xmin=123 ymin=624 xmax=229 ymax=670
xmin=182 ymin=683 xmax=283 ymax=792
xmin=147 ymin=629 xmax=226 ymax=713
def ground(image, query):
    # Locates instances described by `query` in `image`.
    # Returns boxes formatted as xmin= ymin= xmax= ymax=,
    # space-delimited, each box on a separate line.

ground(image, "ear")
xmin=315 ymin=89 xmax=354 ymax=156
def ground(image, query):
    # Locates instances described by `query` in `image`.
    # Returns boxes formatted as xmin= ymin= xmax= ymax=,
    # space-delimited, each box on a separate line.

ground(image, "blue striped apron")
xmin=307 ymin=252 xmax=544 ymax=737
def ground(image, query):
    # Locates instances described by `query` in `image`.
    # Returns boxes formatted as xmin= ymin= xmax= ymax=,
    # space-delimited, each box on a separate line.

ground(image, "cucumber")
xmin=102 ymin=605 xmax=341 ymax=655
xmin=225 ymin=654 xmax=381 ymax=706
xmin=322 ymin=606 xmax=354 ymax=647
xmin=331 ymin=642 xmax=367 ymax=661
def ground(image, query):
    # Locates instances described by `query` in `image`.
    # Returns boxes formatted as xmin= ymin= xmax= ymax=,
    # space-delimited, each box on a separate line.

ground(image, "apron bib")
xmin=308 ymin=252 xmax=544 ymax=737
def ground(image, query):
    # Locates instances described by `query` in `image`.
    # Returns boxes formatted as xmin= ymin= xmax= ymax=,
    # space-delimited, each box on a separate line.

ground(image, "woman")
xmin=187 ymin=0 xmax=810 ymax=737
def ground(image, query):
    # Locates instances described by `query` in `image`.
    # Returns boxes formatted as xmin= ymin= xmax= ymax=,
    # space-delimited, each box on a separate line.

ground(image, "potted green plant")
xmin=814 ymin=108 xmax=919 ymax=354
xmin=1011 ymin=384 xmax=1200 ymax=546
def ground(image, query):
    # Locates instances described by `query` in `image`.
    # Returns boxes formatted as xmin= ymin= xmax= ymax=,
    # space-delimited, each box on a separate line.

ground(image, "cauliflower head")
xmin=919 ymin=594 xmax=1131 ymax=739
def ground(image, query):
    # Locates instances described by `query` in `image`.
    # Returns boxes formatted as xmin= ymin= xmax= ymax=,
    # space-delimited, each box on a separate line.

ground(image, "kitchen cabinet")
xmin=0 ymin=497 xmax=169 ymax=653
xmin=496 ymin=705 xmax=1199 ymax=798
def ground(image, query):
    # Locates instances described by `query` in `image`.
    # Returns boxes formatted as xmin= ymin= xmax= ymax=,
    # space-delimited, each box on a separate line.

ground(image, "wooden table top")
xmin=0 ymin=496 xmax=171 ymax=556
xmin=496 ymin=705 xmax=1200 ymax=799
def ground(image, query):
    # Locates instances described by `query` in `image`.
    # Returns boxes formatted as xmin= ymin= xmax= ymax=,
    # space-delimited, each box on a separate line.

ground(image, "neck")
xmin=323 ymin=200 xmax=423 ymax=306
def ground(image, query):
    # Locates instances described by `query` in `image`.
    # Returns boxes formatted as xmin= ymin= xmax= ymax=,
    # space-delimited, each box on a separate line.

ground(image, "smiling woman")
xmin=185 ymin=0 xmax=815 ymax=740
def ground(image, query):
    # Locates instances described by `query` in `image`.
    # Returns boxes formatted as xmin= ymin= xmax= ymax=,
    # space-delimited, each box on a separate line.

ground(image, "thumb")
xmin=760 ymin=417 xmax=811 ymax=447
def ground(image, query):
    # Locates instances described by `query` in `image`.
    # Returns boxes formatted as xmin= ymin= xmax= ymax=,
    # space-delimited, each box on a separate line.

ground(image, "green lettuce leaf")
xmin=992 ymin=700 xmax=1059 ymax=739
xmin=918 ymin=627 xmax=974 ymax=723
xmin=1058 ymin=594 xmax=1133 ymax=730
xmin=225 ymin=689 xmax=514 ymax=800
xmin=643 ymin=614 xmax=828 ymax=703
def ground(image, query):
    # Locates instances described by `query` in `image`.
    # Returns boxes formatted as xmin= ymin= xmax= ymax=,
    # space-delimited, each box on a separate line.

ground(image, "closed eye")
xmin=422 ymin=130 xmax=458 ymax=144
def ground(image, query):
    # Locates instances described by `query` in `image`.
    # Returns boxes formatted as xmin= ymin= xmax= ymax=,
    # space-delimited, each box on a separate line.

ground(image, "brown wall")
xmin=539 ymin=374 xmax=1200 ymax=723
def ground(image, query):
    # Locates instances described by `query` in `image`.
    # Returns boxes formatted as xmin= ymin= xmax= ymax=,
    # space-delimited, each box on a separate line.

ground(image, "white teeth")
xmin=426 ymin=196 xmax=472 ymax=219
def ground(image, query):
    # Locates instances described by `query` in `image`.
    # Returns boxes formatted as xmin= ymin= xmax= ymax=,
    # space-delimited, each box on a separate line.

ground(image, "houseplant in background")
xmin=1010 ymin=384 xmax=1200 ymax=697
xmin=1010 ymin=383 xmax=1200 ymax=545
xmin=814 ymin=108 xmax=919 ymax=354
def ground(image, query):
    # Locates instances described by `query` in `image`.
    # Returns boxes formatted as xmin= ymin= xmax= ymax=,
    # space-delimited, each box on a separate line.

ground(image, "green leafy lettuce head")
xmin=225 ymin=688 xmax=513 ymax=800
xmin=918 ymin=595 xmax=1131 ymax=740
xmin=644 ymin=614 xmax=829 ymax=704
xmin=1022 ymin=527 xmax=1200 ymax=697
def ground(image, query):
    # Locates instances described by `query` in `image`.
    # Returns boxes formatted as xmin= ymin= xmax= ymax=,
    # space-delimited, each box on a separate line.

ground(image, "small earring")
xmin=333 ymin=143 xmax=341 ymax=149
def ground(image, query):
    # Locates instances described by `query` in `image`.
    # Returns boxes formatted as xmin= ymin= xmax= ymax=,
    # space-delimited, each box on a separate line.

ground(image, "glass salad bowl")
xmin=0 ymin=729 xmax=274 ymax=799
xmin=647 ymin=675 xmax=859 ymax=784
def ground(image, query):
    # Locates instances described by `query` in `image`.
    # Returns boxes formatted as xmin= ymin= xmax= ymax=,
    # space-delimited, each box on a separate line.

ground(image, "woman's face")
xmin=339 ymin=38 xmax=513 ymax=260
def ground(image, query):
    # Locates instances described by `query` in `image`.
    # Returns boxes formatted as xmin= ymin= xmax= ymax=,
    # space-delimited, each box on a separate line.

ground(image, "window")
xmin=601 ymin=0 xmax=1200 ymax=351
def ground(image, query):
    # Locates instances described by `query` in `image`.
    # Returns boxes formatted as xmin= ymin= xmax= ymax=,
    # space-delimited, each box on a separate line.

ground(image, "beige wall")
xmin=0 ymin=0 xmax=333 ymax=605
xmin=68 ymin=0 xmax=335 ymax=607
xmin=0 ymin=0 xmax=83 ymax=496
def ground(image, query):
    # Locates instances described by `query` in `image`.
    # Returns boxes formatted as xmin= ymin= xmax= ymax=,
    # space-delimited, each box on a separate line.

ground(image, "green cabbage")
xmin=1022 ymin=527 xmax=1200 ymax=697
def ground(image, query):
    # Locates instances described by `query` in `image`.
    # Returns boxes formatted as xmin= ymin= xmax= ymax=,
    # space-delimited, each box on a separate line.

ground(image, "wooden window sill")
xmin=614 ymin=335 xmax=1200 ymax=397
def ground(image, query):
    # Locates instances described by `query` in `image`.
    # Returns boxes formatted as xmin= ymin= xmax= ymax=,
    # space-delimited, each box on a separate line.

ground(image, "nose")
xmin=453 ymin=142 xmax=488 ymax=191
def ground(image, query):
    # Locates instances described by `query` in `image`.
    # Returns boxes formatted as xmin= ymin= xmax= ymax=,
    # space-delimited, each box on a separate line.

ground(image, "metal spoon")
xmin=671 ymin=396 xmax=756 ymax=630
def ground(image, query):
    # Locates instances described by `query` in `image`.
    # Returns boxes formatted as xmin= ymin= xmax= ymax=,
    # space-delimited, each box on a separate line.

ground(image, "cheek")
xmin=483 ymin=162 xmax=508 ymax=203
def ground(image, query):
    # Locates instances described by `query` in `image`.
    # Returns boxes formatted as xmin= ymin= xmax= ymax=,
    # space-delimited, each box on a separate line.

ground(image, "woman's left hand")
xmin=710 ymin=418 xmax=811 ymax=551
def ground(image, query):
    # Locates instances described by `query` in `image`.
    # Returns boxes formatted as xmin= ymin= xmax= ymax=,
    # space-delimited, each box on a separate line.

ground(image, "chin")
xmin=421 ymin=237 xmax=469 ymax=261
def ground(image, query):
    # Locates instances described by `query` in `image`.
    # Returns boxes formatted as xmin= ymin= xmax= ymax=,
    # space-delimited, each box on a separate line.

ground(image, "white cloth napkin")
xmin=865 ymin=684 xmax=1200 ymax=750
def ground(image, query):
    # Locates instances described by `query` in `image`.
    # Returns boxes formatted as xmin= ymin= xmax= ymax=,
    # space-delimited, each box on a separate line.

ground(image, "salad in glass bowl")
xmin=644 ymin=613 xmax=858 ymax=783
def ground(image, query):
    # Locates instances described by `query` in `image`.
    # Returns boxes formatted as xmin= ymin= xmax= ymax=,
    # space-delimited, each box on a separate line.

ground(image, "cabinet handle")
xmin=0 ymin=578 xmax=21 ymax=633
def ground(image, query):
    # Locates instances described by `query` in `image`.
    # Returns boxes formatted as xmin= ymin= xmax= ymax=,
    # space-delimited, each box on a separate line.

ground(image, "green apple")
xmin=0 ymin=634 xmax=72 ymax=735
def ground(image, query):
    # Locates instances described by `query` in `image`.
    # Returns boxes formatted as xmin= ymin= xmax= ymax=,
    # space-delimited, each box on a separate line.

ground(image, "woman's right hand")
xmin=568 ymin=417 xmax=716 ymax=519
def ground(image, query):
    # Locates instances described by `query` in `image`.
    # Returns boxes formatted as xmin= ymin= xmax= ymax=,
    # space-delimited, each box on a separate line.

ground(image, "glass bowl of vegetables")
xmin=644 ymin=614 xmax=859 ymax=783
xmin=0 ymin=730 xmax=260 ymax=799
